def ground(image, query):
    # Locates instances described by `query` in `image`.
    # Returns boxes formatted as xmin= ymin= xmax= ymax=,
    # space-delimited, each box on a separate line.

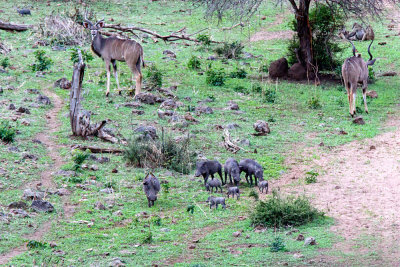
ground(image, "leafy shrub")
xmin=145 ymin=65 xmax=163 ymax=89
xmin=72 ymin=149 xmax=89 ymax=172
xmin=69 ymin=48 xmax=93 ymax=64
xmin=305 ymin=170 xmax=318 ymax=184
xmin=233 ymin=85 xmax=248 ymax=94
xmin=267 ymin=115 xmax=276 ymax=123
xmin=287 ymin=4 xmax=344 ymax=71
xmin=124 ymin=133 xmax=196 ymax=174
xmin=187 ymin=205 xmax=195 ymax=214
xmin=197 ymin=34 xmax=211 ymax=46
xmin=141 ymin=231 xmax=152 ymax=244
xmin=263 ymin=87 xmax=276 ymax=103
xmin=1 ymin=57 xmax=10 ymax=69
xmin=230 ymin=67 xmax=247 ymax=79
xmin=251 ymin=84 xmax=262 ymax=94
xmin=31 ymin=50 xmax=53 ymax=72
xmin=215 ymin=41 xmax=244 ymax=59
xmin=187 ymin=56 xmax=201 ymax=70
xmin=259 ymin=62 xmax=269 ymax=73
xmin=368 ymin=66 xmax=376 ymax=83
xmin=27 ymin=240 xmax=48 ymax=250
xmin=0 ymin=121 xmax=17 ymax=143
xmin=250 ymin=190 xmax=324 ymax=228
xmin=151 ymin=215 xmax=162 ymax=226
xmin=161 ymin=183 xmax=170 ymax=193
xmin=270 ymin=236 xmax=286 ymax=252
xmin=206 ymin=68 xmax=226 ymax=86
xmin=248 ymin=190 xmax=259 ymax=201
xmin=307 ymin=95 xmax=322 ymax=109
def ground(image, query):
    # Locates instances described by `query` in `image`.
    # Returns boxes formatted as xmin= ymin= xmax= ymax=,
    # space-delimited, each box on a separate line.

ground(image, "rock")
xmin=293 ymin=253 xmax=304 ymax=259
xmin=22 ymin=154 xmax=38 ymax=160
xmin=296 ymin=234 xmax=305 ymax=241
xmin=20 ymin=119 xmax=30 ymax=126
xmin=288 ymin=63 xmax=307 ymax=80
xmin=100 ymin=188 xmax=114 ymax=194
xmin=122 ymin=102 xmax=142 ymax=108
xmin=110 ymin=257 xmax=125 ymax=267
xmin=54 ymin=78 xmax=71 ymax=89
xmin=31 ymin=200 xmax=55 ymax=212
xmin=370 ymin=145 xmax=376 ymax=150
xmin=26 ymin=88 xmax=40 ymax=94
xmin=243 ymin=52 xmax=255 ymax=59
xmin=366 ymin=90 xmax=378 ymax=98
xmin=232 ymin=231 xmax=242 ymax=237
xmin=160 ymin=99 xmax=178 ymax=109
xmin=163 ymin=50 xmax=176 ymax=58
xmin=89 ymin=155 xmax=110 ymax=164
xmin=160 ymin=228 xmax=171 ymax=232
xmin=184 ymin=112 xmax=198 ymax=122
xmin=10 ymin=209 xmax=29 ymax=218
xmin=253 ymin=120 xmax=270 ymax=135
xmin=23 ymin=189 xmax=44 ymax=200
xmin=134 ymin=92 xmax=163 ymax=104
xmin=54 ymin=170 xmax=76 ymax=177
xmin=195 ymin=105 xmax=213 ymax=115
xmin=89 ymin=165 xmax=99 ymax=171
xmin=55 ymin=188 xmax=71 ymax=196
xmin=158 ymin=109 xmax=174 ymax=119
xmin=16 ymin=107 xmax=30 ymax=114
xmin=95 ymin=202 xmax=106 ymax=210
xmin=134 ymin=125 xmax=158 ymax=140
xmin=113 ymin=210 xmax=123 ymax=216
xmin=207 ymin=56 xmax=217 ymax=61
xmin=8 ymin=201 xmax=28 ymax=210
xmin=37 ymin=95 xmax=52 ymax=105
xmin=304 ymin=237 xmax=316 ymax=246
xmin=8 ymin=146 xmax=19 ymax=152
xmin=228 ymin=101 xmax=239 ymax=110
xmin=353 ymin=116 xmax=365 ymax=125
xmin=132 ymin=109 xmax=144 ymax=115
xmin=225 ymin=123 xmax=240 ymax=130
xmin=8 ymin=103 xmax=16 ymax=110
xmin=188 ymin=244 xmax=196 ymax=249
xmin=269 ymin=58 xmax=288 ymax=79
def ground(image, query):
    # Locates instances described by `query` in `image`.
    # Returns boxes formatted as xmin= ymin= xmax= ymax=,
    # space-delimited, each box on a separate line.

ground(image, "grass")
xmin=1 ymin=0 xmax=400 ymax=266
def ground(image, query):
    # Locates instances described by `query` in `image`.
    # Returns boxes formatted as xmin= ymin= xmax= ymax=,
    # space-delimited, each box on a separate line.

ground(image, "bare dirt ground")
xmin=250 ymin=12 xmax=294 ymax=42
xmin=0 ymin=87 xmax=74 ymax=265
xmin=269 ymin=116 xmax=400 ymax=265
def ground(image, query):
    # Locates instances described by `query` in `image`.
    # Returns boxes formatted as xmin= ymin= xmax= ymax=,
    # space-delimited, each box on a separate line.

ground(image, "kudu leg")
xmin=105 ymin=61 xmax=111 ymax=97
xmin=111 ymin=60 xmax=121 ymax=95
xmin=362 ymin=81 xmax=369 ymax=114
xmin=135 ymin=73 xmax=142 ymax=96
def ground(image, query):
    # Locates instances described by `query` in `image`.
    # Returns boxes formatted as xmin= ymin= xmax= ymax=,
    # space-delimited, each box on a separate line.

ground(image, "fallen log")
xmin=69 ymin=50 xmax=118 ymax=143
xmin=71 ymin=145 xmax=124 ymax=154
xmin=223 ymin=129 xmax=246 ymax=153
xmin=0 ymin=20 xmax=33 ymax=32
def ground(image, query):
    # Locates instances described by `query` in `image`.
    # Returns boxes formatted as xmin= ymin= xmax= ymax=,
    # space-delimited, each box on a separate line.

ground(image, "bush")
xmin=215 ymin=41 xmax=244 ymax=59
xmin=69 ymin=48 xmax=93 ymax=64
xmin=124 ymin=132 xmax=196 ymax=174
xmin=187 ymin=56 xmax=201 ymax=70
xmin=250 ymin=190 xmax=324 ymax=228
xmin=270 ymin=236 xmax=286 ymax=252
xmin=368 ymin=66 xmax=376 ymax=83
xmin=145 ymin=65 xmax=163 ymax=89
xmin=305 ymin=170 xmax=318 ymax=184
xmin=206 ymin=68 xmax=226 ymax=86
xmin=307 ymin=95 xmax=322 ymax=109
xmin=0 ymin=121 xmax=17 ymax=143
xmin=263 ymin=87 xmax=276 ymax=103
xmin=287 ymin=4 xmax=344 ymax=71
xmin=141 ymin=231 xmax=152 ymax=244
xmin=251 ymin=84 xmax=262 ymax=94
xmin=259 ymin=62 xmax=269 ymax=73
xmin=197 ymin=34 xmax=212 ymax=46
xmin=72 ymin=149 xmax=89 ymax=172
xmin=248 ymin=190 xmax=259 ymax=201
xmin=233 ymin=85 xmax=249 ymax=94
xmin=1 ymin=57 xmax=10 ymax=69
xmin=31 ymin=50 xmax=53 ymax=72
xmin=229 ymin=67 xmax=247 ymax=79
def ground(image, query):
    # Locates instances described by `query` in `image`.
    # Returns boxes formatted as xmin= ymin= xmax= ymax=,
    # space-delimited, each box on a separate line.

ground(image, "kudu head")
xmin=83 ymin=17 xmax=105 ymax=40
xmin=348 ymin=39 xmax=376 ymax=66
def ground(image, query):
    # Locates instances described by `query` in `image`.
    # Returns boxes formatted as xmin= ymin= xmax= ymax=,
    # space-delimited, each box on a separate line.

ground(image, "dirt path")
xmin=270 ymin=117 xmax=400 ymax=265
xmin=0 ymin=87 xmax=74 ymax=265
xmin=250 ymin=11 xmax=294 ymax=42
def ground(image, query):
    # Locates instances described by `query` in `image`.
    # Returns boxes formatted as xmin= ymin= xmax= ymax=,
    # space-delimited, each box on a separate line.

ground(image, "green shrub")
xmin=145 ymin=65 xmax=163 ymax=89
xmin=187 ymin=56 xmax=201 ymax=70
xmin=215 ymin=41 xmax=244 ymax=59
xmin=151 ymin=215 xmax=162 ymax=226
xmin=267 ymin=115 xmax=276 ymax=123
xmin=305 ymin=170 xmax=318 ymax=184
xmin=263 ymin=87 xmax=276 ymax=103
xmin=287 ymin=4 xmax=344 ymax=71
xmin=187 ymin=205 xmax=195 ymax=214
xmin=250 ymin=190 xmax=324 ymax=228
xmin=141 ymin=231 xmax=152 ymax=244
xmin=31 ymin=50 xmax=53 ymax=72
xmin=0 ymin=121 xmax=17 ymax=143
xmin=233 ymin=85 xmax=249 ymax=94
xmin=270 ymin=236 xmax=286 ymax=252
xmin=27 ymin=240 xmax=48 ymax=250
xmin=206 ymin=68 xmax=226 ymax=86
xmin=249 ymin=190 xmax=259 ymax=201
xmin=69 ymin=48 xmax=93 ymax=64
xmin=72 ymin=149 xmax=89 ymax=172
xmin=307 ymin=95 xmax=322 ymax=109
xmin=368 ymin=66 xmax=376 ymax=83
xmin=251 ymin=84 xmax=262 ymax=94
xmin=1 ymin=57 xmax=10 ymax=69
xmin=161 ymin=183 xmax=170 ymax=193
xmin=197 ymin=34 xmax=211 ymax=46
xmin=259 ymin=62 xmax=269 ymax=73
xmin=230 ymin=67 xmax=247 ymax=79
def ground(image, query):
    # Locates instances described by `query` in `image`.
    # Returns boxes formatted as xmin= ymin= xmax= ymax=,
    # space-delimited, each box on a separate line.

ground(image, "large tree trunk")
xmin=295 ymin=0 xmax=315 ymax=78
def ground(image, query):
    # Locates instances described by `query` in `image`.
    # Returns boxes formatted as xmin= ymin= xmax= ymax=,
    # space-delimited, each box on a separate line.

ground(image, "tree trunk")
xmin=295 ymin=0 xmax=314 ymax=77
xmin=0 ymin=20 xmax=32 ymax=32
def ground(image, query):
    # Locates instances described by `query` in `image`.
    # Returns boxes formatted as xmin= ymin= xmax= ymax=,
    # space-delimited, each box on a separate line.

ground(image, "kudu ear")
xmin=96 ymin=20 xmax=105 ymax=28
xmin=83 ymin=22 xmax=90 ymax=28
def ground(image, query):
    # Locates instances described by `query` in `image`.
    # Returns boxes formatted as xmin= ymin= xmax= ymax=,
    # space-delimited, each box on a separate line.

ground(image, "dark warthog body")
xmin=205 ymin=178 xmax=223 ymax=193
xmin=143 ymin=173 xmax=160 ymax=207
xmin=207 ymin=196 xmax=226 ymax=209
xmin=17 ymin=9 xmax=31 ymax=16
xmin=258 ymin=180 xmax=269 ymax=194
xmin=224 ymin=158 xmax=241 ymax=185
xmin=195 ymin=160 xmax=223 ymax=185
xmin=227 ymin=186 xmax=240 ymax=200
xmin=239 ymin=159 xmax=263 ymax=186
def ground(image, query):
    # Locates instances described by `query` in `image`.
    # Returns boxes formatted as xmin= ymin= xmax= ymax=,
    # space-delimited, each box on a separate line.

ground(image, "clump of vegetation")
xmin=124 ymin=133 xmax=196 ymax=174
xmin=72 ymin=149 xmax=89 ymax=172
xmin=206 ymin=68 xmax=226 ymax=86
xmin=251 ymin=190 xmax=324 ymax=228
xmin=305 ymin=170 xmax=319 ymax=184
xmin=368 ymin=66 xmax=376 ymax=83
xmin=31 ymin=50 xmax=53 ymax=72
xmin=161 ymin=183 xmax=170 ymax=193
xmin=287 ymin=4 xmax=344 ymax=71
xmin=1 ymin=57 xmax=10 ymax=69
xmin=259 ymin=62 xmax=269 ymax=73
xmin=233 ymin=85 xmax=249 ymax=94
xmin=215 ymin=41 xmax=244 ymax=59
xmin=0 ymin=121 xmax=17 ymax=143
xmin=307 ymin=95 xmax=322 ymax=109
xmin=141 ymin=231 xmax=153 ymax=244
xmin=145 ymin=65 xmax=163 ymax=89
xmin=27 ymin=240 xmax=48 ymax=250
xmin=197 ymin=34 xmax=212 ymax=46
xmin=187 ymin=56 xmax=201 ymax=70
xmin=69 ymin=48 xmax=93 ymax=64
xmin=151 ymin=215 xmax=162 ymax=226
xmin=230 ymin=67 xmax=247 ymax=79
xmin=267 ymin=115 xmax=276 ymax=123
xmin=187 ymin=204 xmax=195 ymax=214
xmin=263 ymin=87 xmax=277 ymax=103
xmin=251 ymin=84 xmax=263 ymax=94
xmin=249 ymin=190 xmax=259 ymax=201
xmin=269 ymin=236 xmax=286 ymax=252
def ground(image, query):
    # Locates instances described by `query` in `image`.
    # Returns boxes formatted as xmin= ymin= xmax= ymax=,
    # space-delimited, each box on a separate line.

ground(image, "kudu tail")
xmin=136 ymin=54 xmax=145 ymax=72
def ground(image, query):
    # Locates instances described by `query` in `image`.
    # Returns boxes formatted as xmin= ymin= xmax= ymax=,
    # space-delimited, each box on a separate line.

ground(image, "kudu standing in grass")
xmin=342 ymin=40 xmax=376 ymax=117
xmin=83 ymin=18 xmax=144 ymax=96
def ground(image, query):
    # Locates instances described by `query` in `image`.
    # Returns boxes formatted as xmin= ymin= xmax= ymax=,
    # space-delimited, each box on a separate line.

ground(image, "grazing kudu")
xmin=83 ymin=18 xmax=144 ymax=96
xmin=342 ymin=40 xmax=376 ymax=117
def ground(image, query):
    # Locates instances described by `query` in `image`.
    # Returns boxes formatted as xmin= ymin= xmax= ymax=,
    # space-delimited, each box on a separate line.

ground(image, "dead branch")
xmin=223 ymin=129 xmax=245 ymax=153
xmin=71 ymin=145 xmax=124 ymax=154
xmin=222 ymin=22 xmax=245 ymax=31
xmin=0 ymin=20 xmax=33 ymax=32
xmin=102 ymin=23 xmax=221 ymax=43
xmin=69 ymin=50 xmax=118 ymax=143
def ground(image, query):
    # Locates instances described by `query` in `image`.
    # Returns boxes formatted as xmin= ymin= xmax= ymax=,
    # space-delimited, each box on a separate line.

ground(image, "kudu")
xmin=342 ymin=40 xmax=376 ymax=117
xmin=83 ymin=18 xmax=144 ymax=96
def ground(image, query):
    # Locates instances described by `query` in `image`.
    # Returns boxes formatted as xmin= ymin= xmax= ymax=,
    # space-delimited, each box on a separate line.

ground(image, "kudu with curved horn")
xmin=342 ymin=39 xmax=376 ymax=117
xmin=83 ymin=15 xmax=144 ymax=97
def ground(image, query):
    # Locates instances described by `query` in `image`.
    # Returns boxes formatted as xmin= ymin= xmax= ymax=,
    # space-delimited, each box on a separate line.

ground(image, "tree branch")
xmin=0 ymin=20 xmax=33 ymax=32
